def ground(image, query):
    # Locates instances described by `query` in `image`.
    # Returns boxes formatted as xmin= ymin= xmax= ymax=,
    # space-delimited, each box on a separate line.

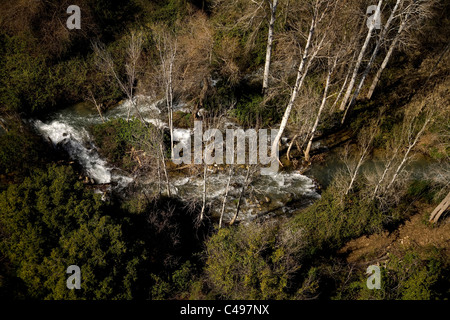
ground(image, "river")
xmin=31 ymin=96 xmax=321 ymax=223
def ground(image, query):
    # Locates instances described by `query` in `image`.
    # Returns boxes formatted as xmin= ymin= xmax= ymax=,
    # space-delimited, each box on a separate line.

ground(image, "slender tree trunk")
xmin=286 ymin=133 xmax=299 ymax=162
xmin=331 ymin=67 xmax=351 ymax=110
xmin=219 ymin=166 xmax=233 ymax=229
xmin=340 ymin=0 xmax=382 ymax=114
xmin=349 ymin=0 xmax=401 ymax=107
xmin=367 ymin=12 xmax=408 ymax=100
xmin=168 ymin=58 xmax=175 ymax=158
xmin=230 ymin=166 xmax=251 ymax=226
xmin=200 ymin=164 xmax=207 ymax=221
xmin=386 ymin=116 xmax=431 ymax=190
xmin=345 ymin=149 xmax=368 ymax=195
xmin=262 ymin=0 xmax=278 ymax=94
xmin=271 ymin=15 xmax=316 ymax=159
xmin=88 ymin=90 xmax=105 ymax=123
xmin=372 ymin=146 xmax=400 ymax=199
xmin=160 ymin=144 xmax=171 ymax=196
xmin=157 ymin=158 xmax=162 ymax=196
xmin=304 ymin=57 xmax=336 ymax=161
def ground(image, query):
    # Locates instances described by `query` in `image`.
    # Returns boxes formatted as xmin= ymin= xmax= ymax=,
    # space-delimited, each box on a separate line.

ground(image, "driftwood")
xmin=429 ymin=191 xmax=450 ymax=223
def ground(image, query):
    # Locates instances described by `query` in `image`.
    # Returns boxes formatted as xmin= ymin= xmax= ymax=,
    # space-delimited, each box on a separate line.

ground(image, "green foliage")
xmin=91 ymin=118 xmax=155 ymax=169
xmin=204 ymin=221 xmax=304 ymax=299
xmin=0 ymin=35 xmax=52 ymax=113
xmin=0 ymin=165 xmax=137 ymax=299
xmin=150 ymin=260 xmax=197 ymax=299
xmin=0 ymin=130 xmax=42 ymax=176
xmin=291 ymin=188 xmax=386 ymax=256
xmin=354 ymin=247 xmax=449 ymax=300
xmin=407 ymin=180 xmax=434 ymax=203
xmin=173 ymin=111 xmax=193 ymax=128
xmin=87 ymin=0 xmax=140 ymax=40
xmin=233 ymin=94 xmax=265 ymax=126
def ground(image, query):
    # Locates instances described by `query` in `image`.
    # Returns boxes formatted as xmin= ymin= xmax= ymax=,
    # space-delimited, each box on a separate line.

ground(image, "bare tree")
xmin=160 ymin=144 xmax=171 ymax=197
xmin=339 ymin=0 xmax=382 ymax=119
xmin=371 ymin=133 xmax=403 ymax=199
xmin=342 ymin=118 xmax=380 ymax=195
xmin=262 ymin=0 xmax=279 ymax=94
xmin=386 ymin=108 xmax=433 ymax=190
xmin=219 ymin=166 xmax=234 ymax=229
xmin=92 ymin=31 xmax=147 ymax=125
xmin=200 ymin=163 xmax=208 ymax=222
xmin=348 ymin=0 xmax=402 ymax=108
xmin=367 ymin=0 xmax=435 ymax=99
xmin=156 ymin=30 xmax=178 ymax=158
xmin=304 ymin=54 xmax=338 ymax=161
xmin=86 ymin=89 xmax=105 ymax=123
xmin=230 ymin=165 xmax=254 ymax=226
xmin=271 ymin=0 xmax=337 ymax=160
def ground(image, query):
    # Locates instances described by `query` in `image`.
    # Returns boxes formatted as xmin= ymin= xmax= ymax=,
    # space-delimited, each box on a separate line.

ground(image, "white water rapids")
xmin=32 ymin=95 xmax=321 ymax=222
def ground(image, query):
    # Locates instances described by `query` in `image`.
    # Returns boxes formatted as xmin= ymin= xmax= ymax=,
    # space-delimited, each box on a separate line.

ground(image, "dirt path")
xmin=339 ymin=206 xmax=450 ymax=265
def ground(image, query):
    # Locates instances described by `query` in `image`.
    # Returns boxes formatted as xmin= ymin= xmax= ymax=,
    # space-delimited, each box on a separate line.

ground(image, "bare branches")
xmin=92 ymin=31 xmax=146 ymax=124
xmin=342 ymin=116 xmax=381 ymax=195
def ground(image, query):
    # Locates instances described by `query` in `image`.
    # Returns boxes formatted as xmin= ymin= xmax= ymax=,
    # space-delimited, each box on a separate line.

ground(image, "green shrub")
xmin=355 ymin=247 xmax=449 ymax=300
xmin=0 ymin=124 xmax=49 ymax=177
xmin=0 ymin=165 xmax=136 ymax=299
xmin=204 ymin=221 xmax=305 ymax=299
xmin=291 ymin=187 xmax=385 ymax=256
xmin=90 ymin=118 xmax=156 ymax=170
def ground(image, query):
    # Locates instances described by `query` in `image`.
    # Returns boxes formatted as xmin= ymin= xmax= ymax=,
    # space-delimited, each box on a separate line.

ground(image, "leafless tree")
xmin=230 ymin=165 xmax=257 ymax=225
xmin=342 ymin=117 xmax=380 ymax=195
xmin=367 ymin=0 xmax=435 ymax=99
xmin=92 ymin=31 xmax=147 ymax=124
xmin=156 ymin=30 xmax=178 ymax=158
xmin=304 ymin=54 xmax=338 ymax=161
xmin=86 ymin=89 xmax=105 ymax=123
xmin=271 ymin=0 xmax=339 ymax=160
xmin=339 ymin=0 xmax=383 ymax=120
xmin=386 ymin=108 xmax=433 ymax=190
xmin=262 ymin=0 xmax=279 ymax=94
xmin=219 ymin=166 xmax=234 ymax=229
xmin=348 ymin=0 xmax=402 ymax=108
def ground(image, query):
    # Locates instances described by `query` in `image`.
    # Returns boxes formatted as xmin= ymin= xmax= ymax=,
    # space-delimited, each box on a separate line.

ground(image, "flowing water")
xmin=31 ymin=96 xmax=441 ymax=223
xmin=31 ymin=96 xmax=321 ymax=223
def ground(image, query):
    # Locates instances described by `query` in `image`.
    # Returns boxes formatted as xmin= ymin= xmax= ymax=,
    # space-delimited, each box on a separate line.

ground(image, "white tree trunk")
xmin=367 ymin=12 xmax=408 ymax=100
xmin=349 ymin=0 xmax=401 ymax=107
xmin=331 ymin=67 xmax=351 ymax=110
xmin=160 ymin=144 xmax=171 ymax=197
xmin=429 ymin=191 xmax=450 ymax=223
xmin=262 ymin=0 xmax=278 ymax=93
xmin=219 ymin=166 xmax=233 ymax=229
xmin=386 ymin=116 xmax=431 ymax=190
xmin=345 ymin=148 xmax=368 ymax=195
xmin=304 ymin=58 xmax=335 ymax=161
xmin=271 ymin=16 xmax=316 ymax=159
xmin=230 ymin=166 xmax=251 ymax=225
xmin=339 ymin=0 xmax=382 ymax=112
xmin=372 ymin=146 xmax=400 ymax=199
xmin=200 ymin=164 xmax=207 ymax=221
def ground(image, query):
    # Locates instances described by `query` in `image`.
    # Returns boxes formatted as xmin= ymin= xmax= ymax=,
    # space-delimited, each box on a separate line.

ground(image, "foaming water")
xmin=31 ymin=97 xmax=320 ymax=222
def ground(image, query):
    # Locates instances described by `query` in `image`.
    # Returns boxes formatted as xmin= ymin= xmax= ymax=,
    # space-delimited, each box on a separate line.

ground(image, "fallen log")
xmin=429 ymin=191 xmax=450 ymax=223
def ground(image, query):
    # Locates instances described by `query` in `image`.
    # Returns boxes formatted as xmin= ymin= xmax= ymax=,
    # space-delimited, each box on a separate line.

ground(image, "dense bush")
xmin=344 ymin=247 xmax=450 ymax=300
xmin=0 ymin=122 xmax=51 ymax=179
xmin=0 ymin=165 xmax=135 ymax=299
xmin=204 ymin=221 xmax=306 ymax=299
xmin=90 ymin=118 xmax=157 ymax=170
xmin=291 ymin=187 xmax=386 ymax=256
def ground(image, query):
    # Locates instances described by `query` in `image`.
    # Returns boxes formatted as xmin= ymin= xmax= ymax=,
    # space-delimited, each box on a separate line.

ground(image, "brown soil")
xmin=339 ymin=205 xmax=450 ymax=266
